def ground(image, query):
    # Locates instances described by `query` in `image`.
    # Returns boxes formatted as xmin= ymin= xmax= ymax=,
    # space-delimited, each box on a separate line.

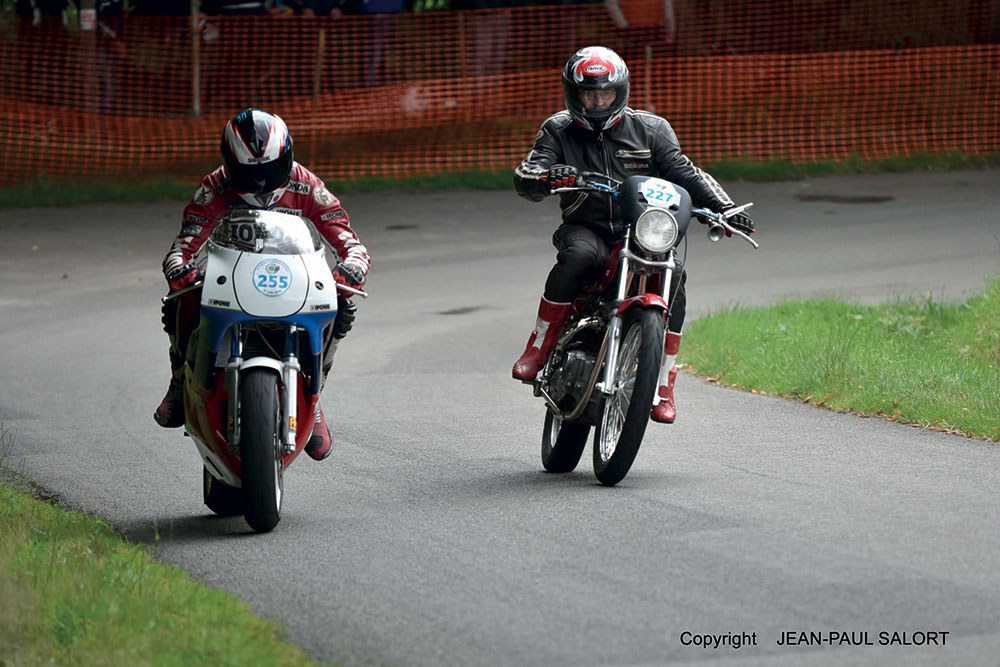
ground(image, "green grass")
xmin=2 ymin=152 xmax=999 ymax=208
xmin=0 ymin=428 xmax=328 ymax=667
xmin=682 ymin=276 xmax=1000 ymax=442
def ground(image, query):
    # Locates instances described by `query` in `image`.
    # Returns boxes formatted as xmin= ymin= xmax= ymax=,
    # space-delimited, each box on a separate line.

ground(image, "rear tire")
xmin=541 ymin=410 xmax=590 ymax=473
xmin=203 ymin=466 xmax=243 ymax=517
xmin=240 ymin=368 xmax=283 ymax=533
xmin=593 ymin=307 xmax=663 ymax=486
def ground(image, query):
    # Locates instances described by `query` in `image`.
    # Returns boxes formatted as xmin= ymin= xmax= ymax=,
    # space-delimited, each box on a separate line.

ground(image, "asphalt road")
xmin=1 ymin=170 xmax=999 ymax=666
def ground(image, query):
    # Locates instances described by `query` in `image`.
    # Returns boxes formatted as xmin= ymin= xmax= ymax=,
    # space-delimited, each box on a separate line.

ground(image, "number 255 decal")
xmin=257 ymin=274 xmax=289 ymax=289
xmin=252 ymin=259 xmax=293 ymax=296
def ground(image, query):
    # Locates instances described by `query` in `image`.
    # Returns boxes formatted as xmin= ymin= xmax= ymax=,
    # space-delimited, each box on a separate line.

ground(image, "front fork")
xmin=225 ymin=323 xmax=300 ymax=456
xmin=596 ymin=253 xmax=674 ymax=395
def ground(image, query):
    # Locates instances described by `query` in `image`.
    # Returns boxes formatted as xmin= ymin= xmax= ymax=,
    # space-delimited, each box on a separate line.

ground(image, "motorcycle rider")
xmin=154 ymin=108 xmax=370 ymax=461
xmin=512 ymin=45 xmax=754 ymax=424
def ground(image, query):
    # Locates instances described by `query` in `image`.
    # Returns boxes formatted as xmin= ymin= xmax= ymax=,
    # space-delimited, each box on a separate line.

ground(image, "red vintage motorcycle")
xmin=528 ymin=172 xmax=757 ymax=485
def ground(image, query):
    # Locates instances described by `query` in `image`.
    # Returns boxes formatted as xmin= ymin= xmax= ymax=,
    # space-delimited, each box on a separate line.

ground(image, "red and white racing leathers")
xmin=162 ymin=162 xmax=370 ymax=281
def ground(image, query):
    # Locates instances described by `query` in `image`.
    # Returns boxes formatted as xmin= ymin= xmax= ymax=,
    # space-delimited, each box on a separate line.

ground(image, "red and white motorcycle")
xmin=529 ymin=172 xmax=757 ymax=485
xmin=164 ymin=209 xmax=366 ymax=532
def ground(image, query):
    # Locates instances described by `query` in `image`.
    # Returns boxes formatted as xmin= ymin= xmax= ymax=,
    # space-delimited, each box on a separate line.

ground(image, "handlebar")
xmin=162 ymin=280 xmax=369 ymax=304
xmin=161 ymin=281 xmax=203 ymax=303
xmin=548 ymin=169 xmax=759 ymax=249
xmin=549 ymin=171 xmax=622 ymax=196
xmin=335 ymin=283 xmax=369 ymax=298
xmin=693 ymin=203 xmax=758 ymax=248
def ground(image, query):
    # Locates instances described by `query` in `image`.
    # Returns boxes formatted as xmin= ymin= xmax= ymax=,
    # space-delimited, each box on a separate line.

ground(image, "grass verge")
xmin=2 ymin=152 xmax=999 ymax=208
xmin=0 ymin=427 xmax=328 ymax=667
xmin=682 ymin=276 xmax=1000 ymax=442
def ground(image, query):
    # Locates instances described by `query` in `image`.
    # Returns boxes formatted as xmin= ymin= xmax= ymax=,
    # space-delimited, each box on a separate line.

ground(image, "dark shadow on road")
xmin=116 ymin=513 xmax=264 ymax=544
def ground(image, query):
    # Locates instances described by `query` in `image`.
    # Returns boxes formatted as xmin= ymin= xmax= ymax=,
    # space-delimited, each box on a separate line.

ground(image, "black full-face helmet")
xmin=220 ymin=108 xmax=294 ymax=208
xmin=562 ymin=46 xmax=630 ymax=132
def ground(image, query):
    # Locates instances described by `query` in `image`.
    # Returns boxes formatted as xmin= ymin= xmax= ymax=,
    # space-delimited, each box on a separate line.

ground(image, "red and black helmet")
xmin=562 ymin=46 xmax=630 ymax=132
xmin=220 ymin=108 xmax=294 ymax=208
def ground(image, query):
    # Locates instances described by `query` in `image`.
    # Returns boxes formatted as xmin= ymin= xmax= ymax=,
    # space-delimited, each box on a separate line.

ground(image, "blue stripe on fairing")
xmin=199 ymin=306 xmax=338 ymax=356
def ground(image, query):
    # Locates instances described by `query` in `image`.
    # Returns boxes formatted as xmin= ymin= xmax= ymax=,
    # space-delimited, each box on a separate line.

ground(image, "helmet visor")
xmin=225 ymin=152 xmax=292 ymax=194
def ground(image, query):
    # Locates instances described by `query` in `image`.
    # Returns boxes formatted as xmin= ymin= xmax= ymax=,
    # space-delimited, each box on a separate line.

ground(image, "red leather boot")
xmin=512 ymin=297 xmax=573 ymax=381
xmin=651 ymin=331 xmax=681 ymax=424
xmin=305 ymin=403 xmax=333 ymax=461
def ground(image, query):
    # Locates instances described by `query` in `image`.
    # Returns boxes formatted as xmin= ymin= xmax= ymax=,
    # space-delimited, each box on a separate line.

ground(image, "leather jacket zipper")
xmin=599 ymin=131 xmax=614 ymax=237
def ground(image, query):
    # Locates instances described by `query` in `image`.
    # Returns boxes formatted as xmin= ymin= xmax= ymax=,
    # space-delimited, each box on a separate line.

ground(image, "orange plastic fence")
xmin=1 ymin=1 xmax=998 ymax=186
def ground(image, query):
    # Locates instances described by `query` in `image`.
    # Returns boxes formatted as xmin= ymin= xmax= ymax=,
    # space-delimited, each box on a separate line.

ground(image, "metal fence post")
xmin=191 ymin=0 xmax=202 ymax=117
xmin=314 ymin=26 xmax=327 ymax=99
xmin=80 ymin=0 xmax=97 ymax=113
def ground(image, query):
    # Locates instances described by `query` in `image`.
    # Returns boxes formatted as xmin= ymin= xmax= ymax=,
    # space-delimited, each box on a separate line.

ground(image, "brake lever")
xmin=728 ymin=225 xmax=759 ymax=249
xmin=336 ymin=283 xmax=369 ymax=299
xmin=161 ymin=281 xmax=205 ymax=303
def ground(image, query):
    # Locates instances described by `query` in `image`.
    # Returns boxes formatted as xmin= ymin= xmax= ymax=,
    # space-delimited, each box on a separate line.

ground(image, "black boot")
xmin=153 ymin=349 xmax=185 ymax=428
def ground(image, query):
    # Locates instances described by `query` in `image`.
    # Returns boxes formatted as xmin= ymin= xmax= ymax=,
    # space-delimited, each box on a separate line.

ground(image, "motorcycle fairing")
xmin=199 ymin=242 xmax=338 ymax=356
xmin=197 ymin=305 xmax=337 ymax=357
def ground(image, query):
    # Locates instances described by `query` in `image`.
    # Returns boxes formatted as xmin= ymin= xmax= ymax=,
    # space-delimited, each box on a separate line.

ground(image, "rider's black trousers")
xmin=543 ymin=223 xmax=686 ymax=333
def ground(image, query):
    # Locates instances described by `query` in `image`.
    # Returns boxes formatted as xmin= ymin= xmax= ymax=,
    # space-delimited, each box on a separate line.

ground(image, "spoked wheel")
xmin=203 ymin=466 xmax=244 ymax=517
xmin=541 ymin=410 xmax=591 ymax=473
xmin=240 ymin=368 xmax=283 ymax=533
xmin=593 ymin=307 xmax=663 ymax=486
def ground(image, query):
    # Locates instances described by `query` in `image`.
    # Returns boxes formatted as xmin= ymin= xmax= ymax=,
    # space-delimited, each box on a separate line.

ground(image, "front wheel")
xmin=593 ymin=307 xmax=663 ymax=486
xmin=541 ymin=410 xmax=590 ymax=473
xmin=240 ymin=368 xmax=283 ymax=533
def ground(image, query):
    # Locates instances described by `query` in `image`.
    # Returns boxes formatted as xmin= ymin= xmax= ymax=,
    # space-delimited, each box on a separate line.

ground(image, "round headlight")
xmin=634 ymin=208 xmax=678 ymax=253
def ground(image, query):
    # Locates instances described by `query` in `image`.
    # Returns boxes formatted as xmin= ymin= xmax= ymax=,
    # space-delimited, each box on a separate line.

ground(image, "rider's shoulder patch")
xmin=193 ymin=184 xmax=215 ymax=206
xmin=313 ymin=185 xmax=334 ymax=207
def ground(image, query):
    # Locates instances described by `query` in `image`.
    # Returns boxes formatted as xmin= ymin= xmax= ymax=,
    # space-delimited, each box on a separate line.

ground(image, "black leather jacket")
xmin=514 ymin=108 xmax=736 ymax=243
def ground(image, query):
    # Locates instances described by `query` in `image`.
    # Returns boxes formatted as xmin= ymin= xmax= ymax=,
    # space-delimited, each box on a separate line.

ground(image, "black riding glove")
xmin=544 ymin=164 xmax=578 ymax=191
xmin=332 ymin=262 xmax=365 ymax=290
xmin=166 ymin=264 xmax=198 ymax=293
xmin=725 ymin=209 xmax=755 ymax=235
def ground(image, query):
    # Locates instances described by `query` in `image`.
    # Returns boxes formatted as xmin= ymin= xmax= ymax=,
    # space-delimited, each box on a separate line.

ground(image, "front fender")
xmin=616 ymin=294 xmax=668 ymax=317
xmin=239 ymin=357 xmax=284 ymax=375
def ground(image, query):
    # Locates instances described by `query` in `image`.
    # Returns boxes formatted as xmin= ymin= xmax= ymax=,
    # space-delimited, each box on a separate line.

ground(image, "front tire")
xmin=541 ymin=410 xmax=590 ymax=473
xmin=240 ymin=368 xmax=283 ymax=533
xmin=593 ymin=307 xmax=663 ymax=486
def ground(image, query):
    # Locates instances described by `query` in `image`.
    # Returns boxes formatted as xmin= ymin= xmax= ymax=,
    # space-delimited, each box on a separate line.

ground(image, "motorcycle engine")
xmin=549 ymin=349 xmax=596 ymax=411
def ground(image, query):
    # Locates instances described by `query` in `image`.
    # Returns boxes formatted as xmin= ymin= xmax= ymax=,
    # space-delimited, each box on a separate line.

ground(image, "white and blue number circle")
xmin=253 ymin=259 xmax=292 ymax=296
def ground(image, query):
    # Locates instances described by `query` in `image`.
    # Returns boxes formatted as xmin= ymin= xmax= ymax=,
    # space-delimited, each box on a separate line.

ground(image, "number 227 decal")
xmin=640 ymin=178 xmax=680 ymax=206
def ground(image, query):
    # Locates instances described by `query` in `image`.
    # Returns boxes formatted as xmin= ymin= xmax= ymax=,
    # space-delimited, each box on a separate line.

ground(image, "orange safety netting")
xmin=1 ymin=1 xmax=998 ymax=187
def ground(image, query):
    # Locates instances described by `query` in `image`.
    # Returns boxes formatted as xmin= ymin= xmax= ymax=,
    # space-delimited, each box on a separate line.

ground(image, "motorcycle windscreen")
xmin=231 ymin=254 xmax=309 ymax=317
